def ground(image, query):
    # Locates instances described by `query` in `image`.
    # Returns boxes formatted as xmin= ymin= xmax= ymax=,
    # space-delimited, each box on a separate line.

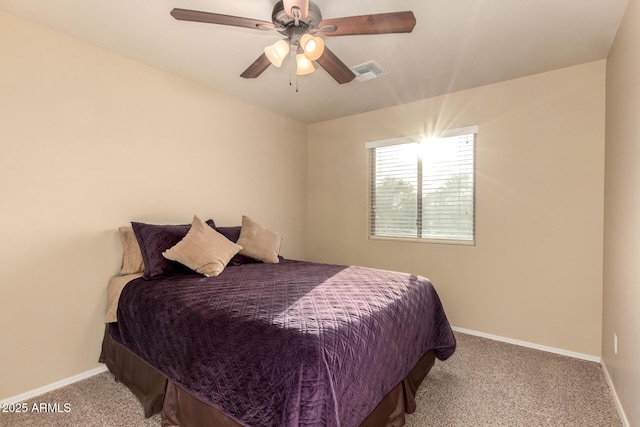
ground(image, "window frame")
xmin=366 ymin=126 xmax=477 ymax=246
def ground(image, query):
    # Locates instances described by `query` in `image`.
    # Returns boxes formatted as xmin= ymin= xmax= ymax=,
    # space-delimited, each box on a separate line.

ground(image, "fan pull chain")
xmin=287 ymin=51 xmax=299 ymax=92
xmin=289 ymin=50 xmax=294 ymax=87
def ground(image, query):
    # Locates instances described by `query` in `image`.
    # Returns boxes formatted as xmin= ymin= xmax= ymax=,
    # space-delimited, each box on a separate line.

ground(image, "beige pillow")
xmin=236 ymin=216 xmax=282 ymax=263
xmin=162 ymin=215 xmax=242 ymax=277
xmin=119 ymin=226 xmax=144 ymax=275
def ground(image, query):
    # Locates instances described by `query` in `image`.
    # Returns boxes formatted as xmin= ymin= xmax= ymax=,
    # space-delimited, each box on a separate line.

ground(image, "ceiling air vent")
xmin=350 ymin=60 xmax=389 ymax=82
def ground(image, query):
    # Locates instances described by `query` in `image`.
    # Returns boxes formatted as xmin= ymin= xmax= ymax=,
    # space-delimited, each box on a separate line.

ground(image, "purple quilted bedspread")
xmin=115 ymin=260 xmax=456 ymax=427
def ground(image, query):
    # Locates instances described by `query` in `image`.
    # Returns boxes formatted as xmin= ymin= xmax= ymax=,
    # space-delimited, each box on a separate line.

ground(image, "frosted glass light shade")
xmin=296 ymin=53 xmax=315 ymax=75
xmin=264 ymin=40 xmax=290 ymax=67
xmin=300 ymin=34 xmax=325 ymax=61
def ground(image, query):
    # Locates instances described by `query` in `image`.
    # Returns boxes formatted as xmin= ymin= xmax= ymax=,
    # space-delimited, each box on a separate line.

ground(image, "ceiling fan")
xmin=170 ymin=0 xmax=416 ymax=84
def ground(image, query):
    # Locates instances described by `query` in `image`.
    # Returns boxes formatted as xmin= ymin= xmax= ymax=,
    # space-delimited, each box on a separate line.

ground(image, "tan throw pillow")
xmin=236 ymin=216 xmax=282 ymax=263
xmin=162 ymin=215 xmax=242 ymax=277
xmin=119 ymin=226 xmax=144 ymax=275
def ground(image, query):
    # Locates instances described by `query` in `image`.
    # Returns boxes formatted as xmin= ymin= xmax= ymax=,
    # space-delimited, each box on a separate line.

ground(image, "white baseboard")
xmin=601 ymin=361 xmax=631 ymax=427
xmin=451 ymin=326 xmax=601 ymax=363
xmin=0 ymin=365 xmax=108 ymax=405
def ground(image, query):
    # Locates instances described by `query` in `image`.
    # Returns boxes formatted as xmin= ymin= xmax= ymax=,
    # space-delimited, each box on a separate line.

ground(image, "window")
xmin=366 ymin=126 xmax=476 ymax=245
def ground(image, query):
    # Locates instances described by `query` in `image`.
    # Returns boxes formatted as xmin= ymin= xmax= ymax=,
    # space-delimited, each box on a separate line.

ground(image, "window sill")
xmin=368 ymin=235 xmax=475 ymax=246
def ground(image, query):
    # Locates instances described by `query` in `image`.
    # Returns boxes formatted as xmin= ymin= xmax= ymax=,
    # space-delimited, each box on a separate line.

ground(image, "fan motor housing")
xmin=272 ymin=1 xmax=322 ymax=35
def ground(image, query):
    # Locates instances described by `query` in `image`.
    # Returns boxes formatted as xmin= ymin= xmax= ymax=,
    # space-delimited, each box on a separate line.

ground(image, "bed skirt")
xmin=99 ymin=326 xmax=436 ymax=427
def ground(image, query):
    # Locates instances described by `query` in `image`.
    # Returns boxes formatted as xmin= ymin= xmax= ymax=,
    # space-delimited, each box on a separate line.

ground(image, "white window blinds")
xmin=367 ymin=127 xmax=476 ymax=244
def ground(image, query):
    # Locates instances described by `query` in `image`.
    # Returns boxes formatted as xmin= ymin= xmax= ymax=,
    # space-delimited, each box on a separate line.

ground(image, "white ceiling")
xmin=0 ymin=0 xmax=629 ymax=124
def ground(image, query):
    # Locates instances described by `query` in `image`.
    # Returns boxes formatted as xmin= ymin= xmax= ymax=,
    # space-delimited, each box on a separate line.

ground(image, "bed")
xmin=100 ymin=217 xmax=456 ymax=427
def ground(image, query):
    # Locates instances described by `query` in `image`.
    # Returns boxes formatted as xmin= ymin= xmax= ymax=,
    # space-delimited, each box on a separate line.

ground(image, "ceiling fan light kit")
xmin=300 ymin=33 xmax=324 ymax=61
xmin=296 ymin=53 xmax=315 ymax=76
xmin=264 ymin=40 xmax=290 ymax=68
xmin=170 ymin=1 xmax=416 ymax=84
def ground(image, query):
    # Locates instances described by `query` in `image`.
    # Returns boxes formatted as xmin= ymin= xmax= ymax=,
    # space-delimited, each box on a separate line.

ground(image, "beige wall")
xmin=0 ymin=11 xmax=307 ymax=400
xmin=603 ymin=0 xmax=640 ymax=424
xmin=308 ymin=61 xmax=606 ymax=357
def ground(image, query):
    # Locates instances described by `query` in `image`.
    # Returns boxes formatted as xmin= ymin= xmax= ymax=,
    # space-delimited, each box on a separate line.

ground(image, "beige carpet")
xmin=0 ymin=333 xmax=622 ymax=427
xmin=405 ymin=334 xmax=621 ymax=426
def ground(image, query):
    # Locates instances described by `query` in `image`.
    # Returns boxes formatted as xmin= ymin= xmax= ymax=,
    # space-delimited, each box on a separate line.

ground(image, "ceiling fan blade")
xmin=170 ymin=8 xmax=275 ymax=30
xmin=240 ymin=53 xmax=272 ymax=79
xmin=319 ymin=11 xmax=416 ymax=36
xmin=315 ymin=47 xmax=356 ymax=84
